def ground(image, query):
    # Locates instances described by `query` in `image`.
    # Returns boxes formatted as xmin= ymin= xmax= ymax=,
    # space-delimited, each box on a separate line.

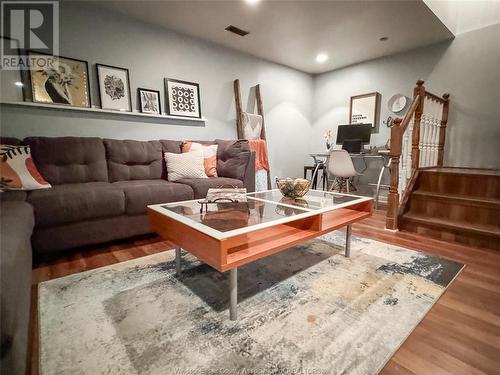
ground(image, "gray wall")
xmin=2 ymin=2 xmax=498 ymax=180
xmin=312 ymin=23 xmax=500 ymax=169
xmin=0 ymin=2 xmax=313 ymax=180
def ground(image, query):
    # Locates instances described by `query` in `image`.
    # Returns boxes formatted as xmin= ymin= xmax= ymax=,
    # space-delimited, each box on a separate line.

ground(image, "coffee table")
xmin=148 ymin=189 xmax=373 ymax=320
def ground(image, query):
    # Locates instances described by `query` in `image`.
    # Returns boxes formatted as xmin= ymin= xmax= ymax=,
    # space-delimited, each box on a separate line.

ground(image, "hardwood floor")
xmin=29 ymin=209 xmax=500 ymax=374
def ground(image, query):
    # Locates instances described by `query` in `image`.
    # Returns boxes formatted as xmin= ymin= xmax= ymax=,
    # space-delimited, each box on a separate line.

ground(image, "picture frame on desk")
xmin=349 ymin=92 xmax=381 ymax=128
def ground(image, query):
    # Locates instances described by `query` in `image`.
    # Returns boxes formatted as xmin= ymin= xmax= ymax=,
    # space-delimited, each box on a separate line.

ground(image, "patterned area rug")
xmin=39 ymin=233 xmax=463 ymax=375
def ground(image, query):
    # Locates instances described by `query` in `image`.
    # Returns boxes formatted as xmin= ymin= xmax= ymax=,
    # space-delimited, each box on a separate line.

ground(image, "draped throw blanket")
xmin=248 ymin=139 xmax=269 ymax=192
xmin=241 ymin=112 xmax=263 ymax=140
xmin=248 ymin=139 xmax=269 ymax=172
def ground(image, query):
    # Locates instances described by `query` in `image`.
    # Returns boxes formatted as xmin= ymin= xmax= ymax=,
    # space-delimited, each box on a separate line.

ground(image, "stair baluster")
xmin=386 ymin=80 xmax=451 ymax=230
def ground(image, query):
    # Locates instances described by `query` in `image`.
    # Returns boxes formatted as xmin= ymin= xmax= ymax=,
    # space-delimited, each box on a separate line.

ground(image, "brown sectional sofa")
xmin=15 ymin=136 xmax=255 ymax=253
xmin=0 ymin=135 xmax=255 ymax=375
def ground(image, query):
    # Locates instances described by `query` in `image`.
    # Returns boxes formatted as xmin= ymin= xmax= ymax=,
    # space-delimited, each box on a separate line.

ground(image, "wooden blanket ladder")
xmin=233 ymin=79 xmax=271 ymax=189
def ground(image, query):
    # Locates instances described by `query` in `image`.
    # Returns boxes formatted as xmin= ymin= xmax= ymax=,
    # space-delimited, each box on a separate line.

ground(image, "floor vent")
xmin=225 ymin=25 xmax=250 ymax=37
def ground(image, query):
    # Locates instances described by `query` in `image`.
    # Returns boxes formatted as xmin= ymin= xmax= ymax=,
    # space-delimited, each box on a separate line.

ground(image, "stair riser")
xmin=407 ymin=196 xmax=500 ymax=226
xmin=417 ymin=173 xmax=500 ymax=199
xmin=399 ymin=218 xmax=499 ymax=250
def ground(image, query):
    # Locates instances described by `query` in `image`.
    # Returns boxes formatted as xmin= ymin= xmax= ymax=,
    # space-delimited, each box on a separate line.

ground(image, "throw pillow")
xmin=0 ymin=145 xmax=51 ymax=190
xmin=165 ymin=150 xmax=208 ymax=182
xmin=182 ymin=142 xmax=218 ymax=177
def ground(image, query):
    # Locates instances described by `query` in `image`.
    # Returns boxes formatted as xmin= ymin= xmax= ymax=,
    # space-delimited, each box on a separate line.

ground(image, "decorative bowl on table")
xmin=276 ymin=177 xmax=311 ymax=198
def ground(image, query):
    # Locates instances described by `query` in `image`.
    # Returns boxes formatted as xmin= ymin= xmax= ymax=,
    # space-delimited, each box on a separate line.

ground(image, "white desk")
xmin=309 ymin=150 xmax=391 ymax=209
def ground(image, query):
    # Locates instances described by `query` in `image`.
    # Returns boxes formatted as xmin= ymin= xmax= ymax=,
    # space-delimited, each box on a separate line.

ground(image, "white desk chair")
xmin=327 ymin=150 xmax=361 ymax=193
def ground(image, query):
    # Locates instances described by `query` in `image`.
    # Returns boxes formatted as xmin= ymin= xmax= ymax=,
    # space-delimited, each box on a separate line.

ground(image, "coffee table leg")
xmin=175 ymin=247 xmax=182 ymax=276
xmin=345 ymin=225 xmax=352 ymax=258
xmin=229 ymin=268 xmax=238 ymax=321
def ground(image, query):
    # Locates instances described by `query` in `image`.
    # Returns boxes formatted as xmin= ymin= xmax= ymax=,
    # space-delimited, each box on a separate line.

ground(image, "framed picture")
xmin=138 ymin=88 xmax=161 ymax=115
xmin=164 ymin=78 xmax=201 ymax=118
xmin=349 ymin=92 xmax=381 ymax=128
xmin=28 ymin=51 xmax=90 ymax=108
xmin=0 ymin=36 xmax=25 ymax=101
xmin=96 ymin=63 xmax=132 ymax=112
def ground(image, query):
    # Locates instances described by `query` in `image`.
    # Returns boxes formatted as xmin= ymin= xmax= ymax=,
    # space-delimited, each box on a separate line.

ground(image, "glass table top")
xmin=162 ymin=199 xmax=310 ymax=233
xmin=151 ymin=189 xmax=371 ymax=239
xmin=248 ymin=189 xmax=360 ymax=211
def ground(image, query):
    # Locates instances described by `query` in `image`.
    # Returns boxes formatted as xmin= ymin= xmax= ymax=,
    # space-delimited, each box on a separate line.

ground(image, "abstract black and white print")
xmin=138 ymin=89 xmax=161 ymax=114
xmin=165 ymin=78 xmax=201 ymax=118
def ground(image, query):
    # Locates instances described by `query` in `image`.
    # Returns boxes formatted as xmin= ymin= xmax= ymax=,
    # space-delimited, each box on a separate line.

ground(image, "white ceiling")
xmin=92 ymin=0 xmax=454 ymax=74
xmin=424 ymin=0 xmax=500 ymax=35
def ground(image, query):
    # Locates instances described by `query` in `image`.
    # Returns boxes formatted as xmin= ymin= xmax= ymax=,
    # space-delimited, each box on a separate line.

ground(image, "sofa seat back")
xmin=104 ymin=139 xmax=163 ymax=182
xmin=24 ymin=136 xmax=108 ymax=185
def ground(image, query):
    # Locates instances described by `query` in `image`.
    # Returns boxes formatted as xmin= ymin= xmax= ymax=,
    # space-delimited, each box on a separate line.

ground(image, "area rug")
xmin=38 ymin=232 xmax=464 ymax=375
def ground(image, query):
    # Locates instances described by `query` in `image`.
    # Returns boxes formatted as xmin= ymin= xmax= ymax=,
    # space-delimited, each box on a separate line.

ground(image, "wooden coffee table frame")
xmin=148 ymin=194 xmax=373 ymax=320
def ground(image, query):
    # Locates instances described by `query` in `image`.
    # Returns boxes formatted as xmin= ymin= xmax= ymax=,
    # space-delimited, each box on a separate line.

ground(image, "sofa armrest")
xmin=244 ymin=151 xmax=256 ymax=193
xmin=0 ymin=201 xmax=34 ymax=375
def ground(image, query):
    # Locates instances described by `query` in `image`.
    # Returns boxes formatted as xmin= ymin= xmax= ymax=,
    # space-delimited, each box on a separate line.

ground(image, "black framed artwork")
xmin=96 ymin=63 xmax=132 ymax=112
xmin=164 ymin=78 xmax=201 ymax=118
xmin=27 ymin=50 xmax=91 ymax=108
xmin=138 ymin=88 xmax=161 ymax=115
xmin=0 ymin=36 xmax=26 ymax=101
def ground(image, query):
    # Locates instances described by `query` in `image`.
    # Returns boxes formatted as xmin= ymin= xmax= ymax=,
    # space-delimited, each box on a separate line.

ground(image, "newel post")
xmin=437 ymin=93 xmax=450 ymax=167
xmin=411 ymin=80 xmax=425 ymax=170
xmin=386 ymin=118 xmax=403 ymax=230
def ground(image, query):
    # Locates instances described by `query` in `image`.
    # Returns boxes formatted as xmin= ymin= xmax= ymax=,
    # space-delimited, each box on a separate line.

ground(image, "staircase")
xmin=384 ymin=80 xmax=500 ymax=250
xmin=398 ymin=168 xmax=500 ymax=250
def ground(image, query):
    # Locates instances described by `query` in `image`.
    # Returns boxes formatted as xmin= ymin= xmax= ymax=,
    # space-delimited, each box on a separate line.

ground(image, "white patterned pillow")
xmin=165 ymin=150 xmax=208 ymax=182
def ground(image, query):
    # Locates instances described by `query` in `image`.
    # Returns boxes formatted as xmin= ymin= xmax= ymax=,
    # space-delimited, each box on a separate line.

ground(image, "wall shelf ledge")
xmin=0 ymin=101 xmax=207 ymax=123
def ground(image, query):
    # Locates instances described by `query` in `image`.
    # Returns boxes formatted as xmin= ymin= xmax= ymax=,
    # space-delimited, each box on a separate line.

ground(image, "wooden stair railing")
xmin=386 ymin=80 xmax=450 ymax=230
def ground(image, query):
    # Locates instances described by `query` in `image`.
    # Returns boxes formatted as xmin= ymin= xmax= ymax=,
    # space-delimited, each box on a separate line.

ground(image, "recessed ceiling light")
xmin=379 ymin=36 xmax=389 ymax=41
xmin=244 ymin=0 xmax=260 ymax=5
xmin=14 ymin=81 xmax=23 ymax=87
xmin=316 ymin=53 xmax=328 ymax=63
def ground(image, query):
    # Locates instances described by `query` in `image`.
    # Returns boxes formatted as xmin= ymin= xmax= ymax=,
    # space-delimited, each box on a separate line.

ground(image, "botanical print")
xmin=138 ymin=89 xmax=161 ymax=114
xmin=165 ymin=78 xmax=201 ymax=118
xmin=104 ymin=75 xmax=125 ymax=100
xmin=97 ymin=64 xmax=131 ymax=112
xmin=28 ymin=52 xmax=90 ymax=108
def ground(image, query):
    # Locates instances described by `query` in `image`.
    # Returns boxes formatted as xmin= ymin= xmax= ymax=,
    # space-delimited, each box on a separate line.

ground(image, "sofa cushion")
xmin=215 ymin=140 xmax=251 ymax=181
xmin=113 ymin=180 xmax=193 ymax=215
xmin=159 ymin=140 xmax=183 ymax=154
xmin=104 ymin=139 xmax=163 ymax=182
xmin=0 ymin=137 xmax=22 ymax=145
xmin=176 ymin=177 xmax=244 ymax=199
xmin=24 ymin=137 xmax=108 ymax=184
xmin=0 ymin=190 xmax=28 ymax=201
xmin=0 ymin=201 xmax=33 ymax=375
xmin=27 ymin=182 xmax=125 ymax=228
